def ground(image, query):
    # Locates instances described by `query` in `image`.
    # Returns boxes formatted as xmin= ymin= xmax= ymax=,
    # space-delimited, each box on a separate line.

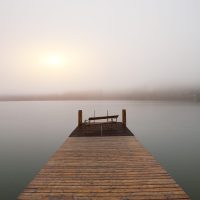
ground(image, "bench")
xmin=87 ymin=115 xmax=119 ymax=124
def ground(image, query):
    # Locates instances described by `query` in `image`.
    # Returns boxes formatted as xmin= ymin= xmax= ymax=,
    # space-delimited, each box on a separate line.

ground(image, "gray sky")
xmin=0 ymin=0 xmax=200 ymax=94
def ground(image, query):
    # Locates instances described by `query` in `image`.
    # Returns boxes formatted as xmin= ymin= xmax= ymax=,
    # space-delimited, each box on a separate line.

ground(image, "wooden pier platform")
xmin=18 ymin=111 xmax=190 ymax=200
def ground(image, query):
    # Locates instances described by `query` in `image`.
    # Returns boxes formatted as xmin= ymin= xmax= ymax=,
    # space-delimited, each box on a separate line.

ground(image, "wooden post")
xmin=78 ymin=110 xmax=82 ymax=127
xmin=122 ymin=109 xmax=126 ymax=127
xmin=107 ymin=110 xmax=108 ymax=123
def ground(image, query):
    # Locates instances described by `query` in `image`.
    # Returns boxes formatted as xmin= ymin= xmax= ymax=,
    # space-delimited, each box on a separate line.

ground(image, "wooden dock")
xmin=18 ymin=110 xmax=190 ymax=200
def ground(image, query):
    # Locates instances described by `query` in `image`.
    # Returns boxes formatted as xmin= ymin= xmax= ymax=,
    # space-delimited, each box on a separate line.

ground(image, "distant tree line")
xmin=1 ymin=89 xmax=200 ymax=102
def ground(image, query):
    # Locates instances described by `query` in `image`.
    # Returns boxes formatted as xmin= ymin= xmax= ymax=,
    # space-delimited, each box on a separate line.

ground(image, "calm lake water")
xmin=0 ymin=101 xmax=199 ymax=200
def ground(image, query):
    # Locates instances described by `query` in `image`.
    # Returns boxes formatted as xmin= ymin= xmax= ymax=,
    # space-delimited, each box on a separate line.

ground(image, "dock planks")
xmin=18 ymin=123 xmax=190 ymax=200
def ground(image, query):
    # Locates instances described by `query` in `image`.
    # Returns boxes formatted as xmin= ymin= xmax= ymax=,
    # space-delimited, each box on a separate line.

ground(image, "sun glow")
xmin=48 ymin=56 xmax=62 ymax=66
xmin=47 ymin=55 xmax=65 ymax=67
xmin=39 ymin=54 xmax=68 ymax=69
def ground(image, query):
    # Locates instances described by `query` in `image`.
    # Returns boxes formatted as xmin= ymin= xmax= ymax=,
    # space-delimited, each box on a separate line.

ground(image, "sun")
xmin=40 ymin=54 xmax=68 ymax=69
xmin=39 ymin=53 xmax=70 ymax=70
xmin=48 ymin=55 xmax=63 ymax=66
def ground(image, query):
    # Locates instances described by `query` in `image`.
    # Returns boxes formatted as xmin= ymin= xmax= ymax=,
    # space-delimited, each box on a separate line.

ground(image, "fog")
xmin=0 ymin=0 xmax=200 ymax=95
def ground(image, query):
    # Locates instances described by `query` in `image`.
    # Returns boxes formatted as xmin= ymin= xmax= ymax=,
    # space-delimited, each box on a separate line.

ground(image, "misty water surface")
xmin=0 ymin=101 xmax=199 ymax=199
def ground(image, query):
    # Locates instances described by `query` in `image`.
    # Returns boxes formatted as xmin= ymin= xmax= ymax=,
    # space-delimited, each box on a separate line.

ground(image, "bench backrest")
xmin=89 ymin=115 xmax=119 ymax=121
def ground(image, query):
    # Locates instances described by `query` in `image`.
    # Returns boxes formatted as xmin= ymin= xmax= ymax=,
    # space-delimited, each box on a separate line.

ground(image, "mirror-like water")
xmin=0 ymin=101 xmax=199 ymax=199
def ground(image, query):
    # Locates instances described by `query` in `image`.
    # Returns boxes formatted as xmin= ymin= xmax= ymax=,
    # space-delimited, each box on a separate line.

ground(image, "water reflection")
xmin=0 ymin=101 xmax=199 ymax=199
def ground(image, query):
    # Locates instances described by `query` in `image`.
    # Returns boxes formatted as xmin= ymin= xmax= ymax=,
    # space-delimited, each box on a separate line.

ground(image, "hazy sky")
xmin=0 ymin=0 xmax=200 ymax=94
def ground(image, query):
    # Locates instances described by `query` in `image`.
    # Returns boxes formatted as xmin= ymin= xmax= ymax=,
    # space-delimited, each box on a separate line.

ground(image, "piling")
xmin=78 ymin=110 xmax=82 ymax=127
xmin=122 ymin=109 xmax=126 ymax=127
